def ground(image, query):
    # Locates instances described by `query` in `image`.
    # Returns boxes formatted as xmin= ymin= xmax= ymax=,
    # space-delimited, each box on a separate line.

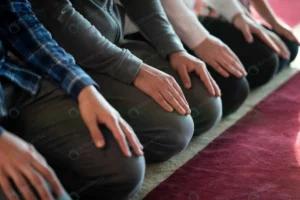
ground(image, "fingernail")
xmin=96 ymin=140 xmax=104 ymax=148
xmin=127 ymin=151 xmax=132 ymax=157
xmin=185 ymin=83 xmax=191 ymax=88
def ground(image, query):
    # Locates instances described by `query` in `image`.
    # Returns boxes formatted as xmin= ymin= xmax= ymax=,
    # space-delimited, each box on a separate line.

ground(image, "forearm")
xmin=205 ymin=0 xmax=245 ymax=22
xmin=251 ymin=0 xmax=278 ymax=26
xmin=0 ymin=0 xmax=98 ymax=99
xmin=28 ymin=0 xmax=143 ymax=84
xmin=161 ymin=0 xmax=209 ymax=49
xmin=121 ymin=0 xmax=185 ymax=58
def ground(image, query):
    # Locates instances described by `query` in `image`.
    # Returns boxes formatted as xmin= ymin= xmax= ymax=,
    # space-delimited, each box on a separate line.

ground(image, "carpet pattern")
xmin=144 ymin=72 xmax=300 ymax=200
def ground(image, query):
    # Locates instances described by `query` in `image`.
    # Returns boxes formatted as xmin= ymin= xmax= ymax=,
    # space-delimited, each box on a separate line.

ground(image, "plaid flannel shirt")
xmin=0 ymin=0 xmax=99 ymax=134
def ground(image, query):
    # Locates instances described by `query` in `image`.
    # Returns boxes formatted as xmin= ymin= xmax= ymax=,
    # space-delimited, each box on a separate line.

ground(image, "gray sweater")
xmin=28 ymin=0 xmax=184 ymax=84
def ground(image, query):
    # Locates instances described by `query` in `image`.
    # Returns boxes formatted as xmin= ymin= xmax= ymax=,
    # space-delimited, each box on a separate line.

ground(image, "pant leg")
xmin=117 ymin=40 xmax=222 ymax=136
xmin=11 ymin=80 xmax=146 ymax=200
xmin=200 ymin=16 xmax=279 ymax=89
xmin=0 ymin=79 xmax=72 ymax=200
xmin=125 ymin=33 xmax=248 ymax=117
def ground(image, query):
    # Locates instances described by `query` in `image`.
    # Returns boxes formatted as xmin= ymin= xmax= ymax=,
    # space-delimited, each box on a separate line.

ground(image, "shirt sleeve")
xmin=120 ymin=0 xmax=186 ymax=58
xmin=0 ymin=0 xmax=98 ymax=99
xmin=205 ymin=0 xmax=245 ymax=22
xmin=27 ymin=0 xmax=143 ymax=84
xmin=161 ymin=0 xmax=210 ymax=49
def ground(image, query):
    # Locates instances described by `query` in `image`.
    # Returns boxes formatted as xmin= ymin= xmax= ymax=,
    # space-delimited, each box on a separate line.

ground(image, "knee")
xmin=220 ymin=77 xmax=249 ymax=116
xmin=143 ymin=113 xmax=194 ymax=162
xmin=185 ymin=78 xmax=222 ymax=135
xmin=67 ymin=132 xmax=146 ymax=199
xmin=191 ymin=96 xmax=222 ymax=135
xmin=247 ymin=52 xmax=279 ymax=88
xmin=76 ymin=156 xmax=145 ymax=200
xmin=287 ymin=40 xmax=299 ymax=63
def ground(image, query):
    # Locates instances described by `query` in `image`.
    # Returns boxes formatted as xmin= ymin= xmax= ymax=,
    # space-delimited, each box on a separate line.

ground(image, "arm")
xmin=160 ymin=0 xmax=246 ymax=79
xmin=251 ymin=0 xmax=299 ymax=44
xmin=205 ymin=0 xmax=245 ymax=22
xmin=120 ymin=0 xmax=185 ymax=58
xmin=27 ymin=0 xmax=143 ymax=84
xmin=0 ymin=0 xmax=143 ymax=158
xmin=0 ymin=0 xmax=98 ymax=99
xmin=160 ymin=0 xmax=209 ymax=49
xmin=251 ymin=0 xmax=278 ymax=27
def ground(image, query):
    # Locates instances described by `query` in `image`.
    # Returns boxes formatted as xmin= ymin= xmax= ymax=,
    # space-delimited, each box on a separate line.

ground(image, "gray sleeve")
xmin=28 ymin=0 xmax=142 ymax=84
xmin=120 ymin=0 xmax=185 ymax=58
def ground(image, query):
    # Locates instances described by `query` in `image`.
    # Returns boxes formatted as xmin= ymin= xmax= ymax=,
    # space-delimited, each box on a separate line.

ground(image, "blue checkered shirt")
xmin=0 ymin=0 xmax=98 ymax=134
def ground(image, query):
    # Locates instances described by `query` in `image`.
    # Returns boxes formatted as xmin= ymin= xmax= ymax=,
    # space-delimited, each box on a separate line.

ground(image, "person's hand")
xmin=169 ymin=51 xmax=221 ymax=97
xmin=0 ymin=131 xmax=63 ymax=200
xmin=78 ymin=86 xmax=143 ymax=157
xmin=193 ymin=35 xmax=247 ymax=78
xmin=272 ymin=20 xmax=300 ymax=45
xmin=134 ymin=63 xmax=190 ymax=115
xmin=264 ymin=28 xmax=291 ymax=59
xmin=233 ymin=13 xmax=281 ymax=55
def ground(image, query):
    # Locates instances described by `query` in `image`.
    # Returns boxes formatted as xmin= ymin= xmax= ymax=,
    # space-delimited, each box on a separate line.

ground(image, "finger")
xmin=222 ymin=47 xmax=247 ymax=76
xmin=210 ymin=61 xmax=230 ymax=78
xmin=0 ymin=172 xmax=19 ymax=200
xmin=241 ymin=25 xmax=254 ymax=43
xmin=29 ymin=156 xmax=63 ymax=197
xmin=195 ymin=66 xmax=215 ymax=96
xmin=119 ymin=119 xmax=143 ymax=156
xmin=221 ymin=52 xmax=246 ymax=77
xmin=5 ymin=166 xmax=35 ymax=200
xmin=209 ymin=72 xmax=221 ymax=97
xmin=167 ymin=83 xmax=190 ymax=115
xmin=217 ymin=57 xmax=243 ymax=78
xmin=84 ymin=117 xmax=105 ymax=148
xmin=19 ymin=166 xmax=53 ymax=200
xmin=152 ymin=92 xmax=173 ymax=112
xmin=160 ymin=89 xmax=186 ymax=115
xmin=106 ymin=120 xmax=131 ymax=157
xmin=172 ymin=80 xmax=189 ymax=105
xmin=177 ymin=66 xmax=191 ymax=89
xmin=253 ymin=28 xmax=281 ymax=54
xmin=272 ymin=35 xmax=291 ymax=59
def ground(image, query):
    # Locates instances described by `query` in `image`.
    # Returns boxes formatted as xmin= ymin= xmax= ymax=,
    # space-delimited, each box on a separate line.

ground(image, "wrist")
xmin=169 ymin=50 xmax=186 ymax=61
xmin=78 ymin=85 xmax=97 ymax=103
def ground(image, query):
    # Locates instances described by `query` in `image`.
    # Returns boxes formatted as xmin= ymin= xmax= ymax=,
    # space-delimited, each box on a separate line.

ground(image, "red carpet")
xmin=268 ymin=0 xmax=300 ymax=27
xmin=144 ymin=2 xmax=300 ymax=200
xmin=145 ymin=72 xmax=300 ymax=200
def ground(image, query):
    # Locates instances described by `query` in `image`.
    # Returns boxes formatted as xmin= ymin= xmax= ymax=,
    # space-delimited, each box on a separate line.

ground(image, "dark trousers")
xmin=1 ymin=39 xmax=222 ymax=200
xmin=126 ymin=16 xmax=299 ymax=116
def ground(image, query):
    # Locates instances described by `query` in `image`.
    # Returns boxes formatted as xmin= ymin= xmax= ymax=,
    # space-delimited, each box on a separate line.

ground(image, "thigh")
xmin=200 ymin=16 xmax=279 ymax=89
xmin=12 ymin=80 xmax=145 ymax=199
xmin=119 ymin=40 xmax=222 ymax=135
